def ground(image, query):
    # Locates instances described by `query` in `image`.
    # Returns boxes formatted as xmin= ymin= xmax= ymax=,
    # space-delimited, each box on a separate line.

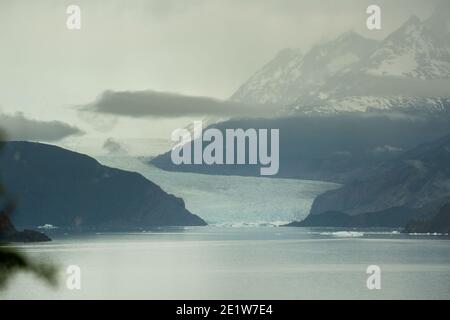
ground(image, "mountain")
xmin=0 ymin=142 xmax=206 ymax=230
xmin=231 ymin=48 xmax=304 ymax=106
xmin=152 ymin=6 xmax=450 ymax=182
xmin=362 ymin=15 xmax=450 ymax=79
xmin=232 ymin=9 xmax=450 ymax=115
xmin=231 ymin=32 xmax=378 ymax=107
xmin=151 ymin=114 xmax=450 ymax=183
xmin=290 ymin=13 xmax=450 ymax=115
xmin=284 ymin=207 xmax=415 ymax=228
xmin=0 ymin=212 xmax=51 ymax=242
xmin=309 ymin=133 xmax=450 ymax=220
xmin=404 ymin=203 xmax=450 ymax=234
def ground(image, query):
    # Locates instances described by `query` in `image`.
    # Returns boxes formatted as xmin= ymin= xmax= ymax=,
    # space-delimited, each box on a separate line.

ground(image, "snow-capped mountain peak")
xmin=230 ymin=48 xmax=304 ymax=106
xmin=231 ymin=31 xmax=377 ymax=106
xmin=364 ymin=14 xmax=450 ymax=79
xmin=231 ymin=9 xmax=450 ymax=116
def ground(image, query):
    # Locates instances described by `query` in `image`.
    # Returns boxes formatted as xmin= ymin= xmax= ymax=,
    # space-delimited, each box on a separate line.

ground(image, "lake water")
xmin=2 ymin=227 xmax=450 ymax=300
xmin=2 ymin=158 xmax=449 ymax=299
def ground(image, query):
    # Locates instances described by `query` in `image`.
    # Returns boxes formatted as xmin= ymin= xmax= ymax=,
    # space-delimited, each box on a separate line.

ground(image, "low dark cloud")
xmin=103 ymin=138 xmax=128 ymax=155
xmin=79 ymin=90 xmax=278 ymax=118
xmin=80 ymin=75 xmax=450 ymax=121
xmin=0 ymin=112 xmax=83 ymax=141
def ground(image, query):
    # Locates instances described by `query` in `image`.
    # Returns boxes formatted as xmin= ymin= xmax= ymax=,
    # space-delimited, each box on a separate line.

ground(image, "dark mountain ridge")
xmin=404 ymin=203 xmax=450 ymax=234
xmin=285 ymin=133 xmax=450 ymax=229
xmin=310 ymin=133 xmax=450 ymax=216
xmin=0 ymin=141 xmax=206 ymax=230
xmin=0 ymin=212 xmax=51 ymax=242
xmin=151 ymin=114 xmax=450 ymax=183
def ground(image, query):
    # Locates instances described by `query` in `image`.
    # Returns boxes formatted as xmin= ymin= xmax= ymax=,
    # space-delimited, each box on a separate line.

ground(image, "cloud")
xmin=327 ymin=74 xmax=450 ymax=98
xmin=77 ymin=108 xmax=119 ymax=132
xmin=79 ymin=90 xmax=278 ymax=118
xmin=103 ymin=138 xmax=128 ymax=155
xmin=0 ymin=112 xmax=83 ymax=142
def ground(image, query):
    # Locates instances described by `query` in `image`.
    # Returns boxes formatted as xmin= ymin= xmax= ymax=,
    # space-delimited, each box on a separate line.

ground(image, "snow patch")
xmin=367 ymin=50 xmax=418 ymax=77
xmin=328 ymin=53 xmax=359 ymax=74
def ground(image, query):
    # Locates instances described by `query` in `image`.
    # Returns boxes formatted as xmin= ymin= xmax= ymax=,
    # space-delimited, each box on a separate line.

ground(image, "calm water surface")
xmin=1 ymin=227 xmax=449 ymax=299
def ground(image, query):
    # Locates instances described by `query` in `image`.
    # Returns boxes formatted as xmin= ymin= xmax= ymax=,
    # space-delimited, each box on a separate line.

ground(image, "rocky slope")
xmin=309 ymin=133 xmax=450 ymax=219
xmin=404 ymin=203 xmax=450 ymax=233
xmin=0 ymin=212 xmax=51 ymax=242
xmin=285 ymin=207 xmax=416 ymax=228
xmin=0 ymin=142 xmax=206 ymax=230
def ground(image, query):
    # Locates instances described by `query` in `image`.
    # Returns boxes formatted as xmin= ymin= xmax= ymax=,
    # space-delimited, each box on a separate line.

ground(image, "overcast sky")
xmin=0 ymin=0 xmax=441 ymax=155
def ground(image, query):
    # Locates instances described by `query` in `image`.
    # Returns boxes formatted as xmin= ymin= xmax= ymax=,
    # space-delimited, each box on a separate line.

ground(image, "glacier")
xmin=97 ymin=156 xmax=339 ymax=226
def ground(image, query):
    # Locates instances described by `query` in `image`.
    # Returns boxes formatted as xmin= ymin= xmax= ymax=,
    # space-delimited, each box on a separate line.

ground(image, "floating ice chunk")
xmin=37 ymin=224 xmax=58 ymax=230
xmin=320 ymin=231 xmax=364 ymax=238
xmin=409 ymin=232 xmax=449 ymax=236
